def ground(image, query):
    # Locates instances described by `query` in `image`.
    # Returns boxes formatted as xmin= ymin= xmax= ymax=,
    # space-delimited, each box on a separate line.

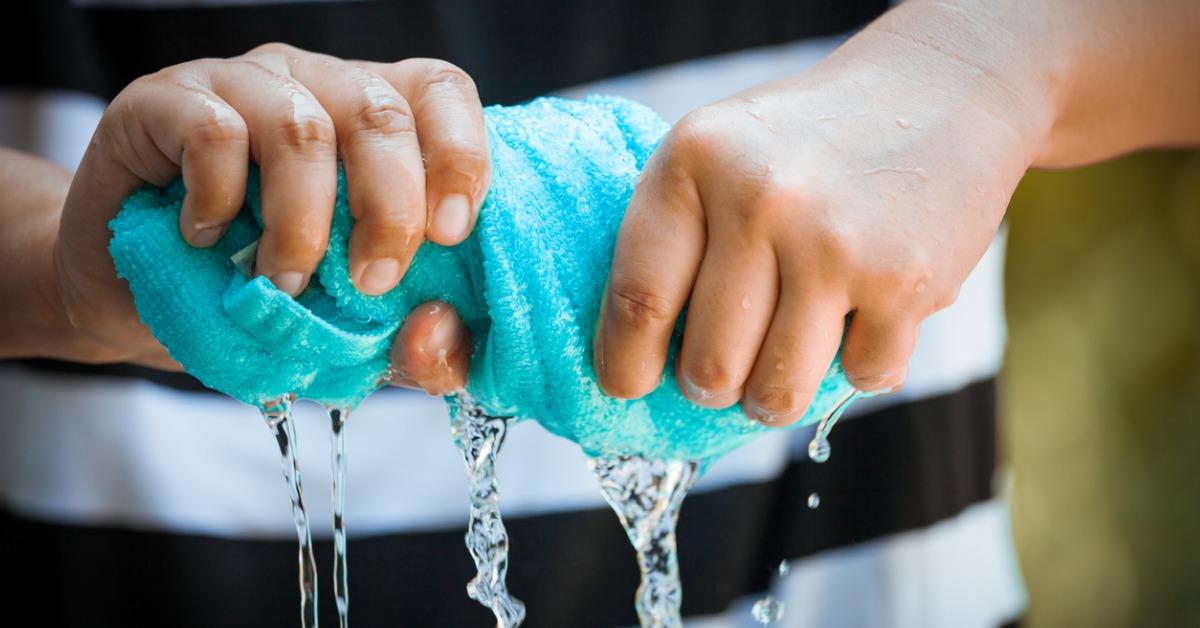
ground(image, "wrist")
xmin=826 ymin=0 xmax=1065 ymax=170
xmin=0 ymin=153 xmax=101 ymax=361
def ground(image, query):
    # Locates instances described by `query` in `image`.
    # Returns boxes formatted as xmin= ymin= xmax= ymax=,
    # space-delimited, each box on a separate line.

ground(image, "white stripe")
xmin=0 ymin=88 xmax=105 ymax=170
xmin=0 ymin=367 xmax=805 ymax=537
xmin=680 ymin=499 xmax=1027 ymax=628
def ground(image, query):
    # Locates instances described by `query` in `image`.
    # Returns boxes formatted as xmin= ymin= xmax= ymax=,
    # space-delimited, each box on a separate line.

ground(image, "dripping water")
xmin=327 ymin=406 xmax=351 ymax=628
xmin=262 ymin=395 xmax=319 ymax=628
xmin=450 ymin=395 xmax=527 ymax=627
xmin=750 ymin=561 xmax=792 ymax=625
xmin=751 ymin=596 xmax=785 ymax=625
xmin=591 ymin=456 xmax=700 ymax=628
xmin=807 ymin=388 xmax=862 ymax=464
xmin=807 ymin=492 xmax=821 ymax=509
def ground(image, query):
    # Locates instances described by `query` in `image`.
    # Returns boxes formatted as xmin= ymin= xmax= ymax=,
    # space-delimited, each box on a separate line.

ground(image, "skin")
xmin=1 ymin=1 xmax=1197 ymax=407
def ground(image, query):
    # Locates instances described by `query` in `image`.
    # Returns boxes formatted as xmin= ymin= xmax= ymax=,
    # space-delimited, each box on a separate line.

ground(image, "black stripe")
xmin=1 ymin=379 xmax=998 ymax=627
xmin=1 ymin=0 xmax=887 ymax=105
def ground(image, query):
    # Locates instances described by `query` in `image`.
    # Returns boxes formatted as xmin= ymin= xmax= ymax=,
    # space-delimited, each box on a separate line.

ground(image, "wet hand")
xmin=594 ymin=53 xmax=1039 ymax=424
xmin=54 ymin=43 xmax=485 ymax=394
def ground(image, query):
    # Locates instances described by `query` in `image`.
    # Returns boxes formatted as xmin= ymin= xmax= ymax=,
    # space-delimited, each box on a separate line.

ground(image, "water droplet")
xmin=915 ymin=281 xmax=927 ymax=294
xmin=895 ymin=117 xmax=912 ymax=129
xmin=741 ymin=294 xmax=752 ymax=310
xmin=751 ymin=595 xmax=786 ymax=625
xmin=807 ymin=436 xmax=831 ymax=463
xmin=777 ymin=560 xmax=790 ymax=577
xmin=807 ymin=492 xmax=821 ymax=509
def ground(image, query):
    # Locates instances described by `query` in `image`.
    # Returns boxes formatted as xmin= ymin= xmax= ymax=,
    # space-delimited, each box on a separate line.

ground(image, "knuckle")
xmin=607 ymin=280 xmax=675 ymax=331
xmin=670 ymin=107 xmax=726 ymax=163
xmin=275 ymin=115 xmax=336 ymax=155
xmin=350 ymin=98 xmax=417 ymax=139
xmin=186 ymin=110 xmax=248 ymax=148
xmin=247 ymin=41 xmax=298 ymax=58
xmin=418 ymin=60 xmax=477 ymax=95
xmin=749 ymin=383 xmax=810 ymax=416
xmin=683 ymin=358 xmax=740 ymax=393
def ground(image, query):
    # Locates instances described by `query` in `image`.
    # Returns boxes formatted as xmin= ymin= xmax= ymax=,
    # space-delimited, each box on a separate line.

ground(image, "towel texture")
xmin=109 ymin=95 xmax=856 ymax=460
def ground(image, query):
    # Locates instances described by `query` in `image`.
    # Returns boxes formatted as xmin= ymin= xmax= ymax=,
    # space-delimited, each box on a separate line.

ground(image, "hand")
xmin=51 ymin=43 xmax=482 ymax=393
xmin=594 ymin=30 xmax=1045 ymax=424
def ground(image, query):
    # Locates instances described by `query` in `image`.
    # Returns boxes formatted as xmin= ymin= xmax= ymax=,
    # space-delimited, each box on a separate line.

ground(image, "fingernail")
xmin=745 ymin=400 xmax=783 ymax=426
xmin=189 ymin=226 xmax=225 ymax=248
xmin=432 ymin=194 xmax=471 ymax=242
xmin=422 ymin=310 xmax=461 ymax=355
xmin=269 ymin=271 xmax=306 ymax=296
xmin=678 ymin=373 xmax=717 ymax=403
xmin=358 ymin=258 xmax=402 ymax=295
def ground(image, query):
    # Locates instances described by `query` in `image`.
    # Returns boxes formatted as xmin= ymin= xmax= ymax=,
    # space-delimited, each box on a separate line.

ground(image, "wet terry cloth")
xmin=108 ymin=95 xmax=856 ymax=461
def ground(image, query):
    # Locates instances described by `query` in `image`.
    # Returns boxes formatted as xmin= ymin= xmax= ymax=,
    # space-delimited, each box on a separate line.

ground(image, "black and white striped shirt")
xmin=0 ymin=1 xmax=1024 ymax=626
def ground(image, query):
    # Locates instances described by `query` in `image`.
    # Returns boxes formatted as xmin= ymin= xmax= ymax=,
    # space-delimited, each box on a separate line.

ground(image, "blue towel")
xmin=109 ymin=96 xmax=856 ymax=460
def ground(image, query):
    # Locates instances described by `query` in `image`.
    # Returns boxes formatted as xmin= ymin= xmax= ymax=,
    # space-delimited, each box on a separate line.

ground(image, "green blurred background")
xmin=1004 ymin=150 xmax=1200 ymax=628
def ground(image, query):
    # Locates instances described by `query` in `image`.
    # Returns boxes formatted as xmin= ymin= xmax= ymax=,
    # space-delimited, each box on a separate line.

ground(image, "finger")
xmin=209 ymin=58 xmax=338 ymax=295
xmin=743 ymin=286 xmax=848 ymax=426
xmin=175 ymin=93 xmax=250 ymax=247
xmin=388 ymin=301 xmax=473 ymax=395
xmin=289 ymin=56 xmax=428 ymax=294
xmin=676 ymin=240 xmax=778 ymax=408
xmin=839 ymin=310 xmax=918 ymax=392
xmin=360 ymin=59 xmax=490 ymax=246
xmin=595 ymin=149 xmax=706 ymax=399
xmin=58 ymin=72 xmax=250 ymax=346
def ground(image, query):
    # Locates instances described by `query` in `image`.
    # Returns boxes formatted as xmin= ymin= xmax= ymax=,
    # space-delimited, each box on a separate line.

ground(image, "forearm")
xmin=0 ymin=148 xmax=74 ymax=359
xmin=822 ymin=0 xmax=1200 ymax=169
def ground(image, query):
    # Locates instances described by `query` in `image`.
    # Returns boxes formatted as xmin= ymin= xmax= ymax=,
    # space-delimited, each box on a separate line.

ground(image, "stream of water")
xmin=262 ymin=395 xmax=319 ymax=628
xmin=450 ymin=396 xmax=527 ymax=627
xmin=591 ymin=456 xmax=700 ymax=628
xmin=327 ymin=406 xmax=351 ymax=628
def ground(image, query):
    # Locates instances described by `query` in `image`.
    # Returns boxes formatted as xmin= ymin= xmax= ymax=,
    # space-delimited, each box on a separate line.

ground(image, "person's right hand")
xmin=50 ymin=43 xmax=486 ymax=392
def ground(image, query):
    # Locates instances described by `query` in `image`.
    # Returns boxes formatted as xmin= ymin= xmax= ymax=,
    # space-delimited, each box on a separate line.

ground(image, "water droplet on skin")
xmin=746 ymin=109 xmax=766 ymax=121
xmin=895 ymin=117 xmax=912 ymax=129
xmin=741 ymin=294 xmax=752 ymax=310
xmin=807 ymin=492 xmax=821 ymax=509
xmin=915 ymin=281 xmax=927 ymax=294
xmin=778 ymin=561 xmax=790 ymax=577
xmin=751 ymin=595 xmax=786 ymax=625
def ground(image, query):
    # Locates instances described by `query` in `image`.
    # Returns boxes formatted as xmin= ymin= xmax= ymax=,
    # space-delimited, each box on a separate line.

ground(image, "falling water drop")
xmin=777 ymin=561 xmax=790 ymax=577
xmin=751 ymin=595 xmax=786 ymax=625
xmin=807 ymin=388 xmax=861 ymax=464
xmin=807 ymin=437 xmax=831 ymax=463
xmin=591 ymin=456 xmax=699 ymax=628
xmin=327 ymin=406 xmax=351 ymax=628
xmin=262 ymin=395 xmax=319 ymax=628
xmin=450 ymin=395 xmax=526 ymax=627
xmin=807 ymin=492 xmax=821 ymax=509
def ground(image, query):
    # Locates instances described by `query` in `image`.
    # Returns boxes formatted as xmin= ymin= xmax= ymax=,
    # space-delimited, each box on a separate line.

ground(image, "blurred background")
xmin=1004 ymin=149 xmax=1200 ymax=627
